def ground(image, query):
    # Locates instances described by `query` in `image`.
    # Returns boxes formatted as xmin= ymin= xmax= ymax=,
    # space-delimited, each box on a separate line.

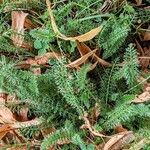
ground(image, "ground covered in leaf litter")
xmin=0 ymin=0 xmax=150 ymax=149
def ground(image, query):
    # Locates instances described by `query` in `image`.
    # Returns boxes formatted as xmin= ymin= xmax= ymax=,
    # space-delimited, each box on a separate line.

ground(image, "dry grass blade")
xmin=46 ymin=0 xmax=102 ymax=42
xmin=67 ymin=49 xmax=97 ymax=68
xmin=103 ymin=131 xmax=135 ymax=150
xmin=11 ymin=11 xmax=28 ymax=47
xmin=135 ymin=39 xmax=144 ymax=55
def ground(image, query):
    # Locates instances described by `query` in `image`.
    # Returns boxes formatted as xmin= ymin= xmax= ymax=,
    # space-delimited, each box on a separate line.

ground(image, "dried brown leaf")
xmin=77 ymin=41 xmax=92 ymax=56
xmin=34 ymin=52 xmax=61 ymax=64
xmin=41 ymin=126 xmax=56 ymax=137
xmin=135 ymin=0 xmax=142 ymax=5
xmin=103 ymin=131 xmax=135 ymax=150
xmin=17 ymin=52 xmax=61 ymax=68
xmin=7 ymin=146 xmax=28 ymax=150
xmin=13 ymin=130 xmax=26 ymax=143
xmin=18 ymin=108 xmax=29 ymax=122
xmin=131 ymin=90 xmax=150 ymax=103
xmin=0 ymin=107 xmax=16 ymax=124
xmin=46 ymin=0 xmax=102 ymax=42
xmin=139 ymin=47 xmax=150 ymax=70
xmin=0 ymin=125 xmax=13 ymax=140
xmin=143 ymin=26 xmax=150 ymax=41
xmin=135 ymin=39 xmax=144 ymax=55
xmin=20 ymin=41 xmax=33 ymax=51
xmin=89 ymin=61 xmax=98 ymax=71
xmin=94 ymin=54 xmax=111 ymax=66
xmin=68 ymin=27 xmax=102 ymax=42
xmin=24 ymin=18 xmax=39 ymax=29
xmin=67 ymin=49 xmax=97 ymax=68
xmin=115 ymin=125 xmax=128 ymax=133
xmin=99 ymin=0 xmax=112 ymax=13
xmin=77 ymin=41 xmax=111 ymax=66
xmin=11 ymin=11 xmax=28 ymax=47
xmin=0 ymin=92 xmax=7 ymax=105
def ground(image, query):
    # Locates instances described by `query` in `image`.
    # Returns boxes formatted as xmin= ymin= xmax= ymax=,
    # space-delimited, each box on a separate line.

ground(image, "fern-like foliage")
xmin=72 ymin=134 xmax=95 ymax=150
xmin=99 ymin=62 xmax=119 ymax=105
xmin=137 ymin=128 xmax=150 ymax=139
xmin=3 ymin=0 xmax=45 ymax=11
xmin=102 ymin=103 xmax=135 ymax=129
xmin=99 ymin=14 xmax=132 ymax=59
xmin=52 ymin=61 xmax=96 ymax=115
xmin=102 ymin=103 xmax=150 ymax=130
xmin=99 ymin=3 xmax=135 ymax=59
xmin=135 ymin=8 xmax=150 ymax=23
xmin=0 ymin=57 xmax=39 ymax=100
xmin=53 ymin=62 xmax=83 ymax=115
xmin=115 ymin=44 xmax=139 ymax=88
xmin=1 ymin=0 xmax=150 ymax=148
xmin=0 ymin=36 xmax=24 ymax=52
xmin=123 ymin=44 xmax=139 ymax=87
xmin=29 ymin=28 xmax=55 ymax=54
xmin=41 ymin=127 xmax=74 ymax=150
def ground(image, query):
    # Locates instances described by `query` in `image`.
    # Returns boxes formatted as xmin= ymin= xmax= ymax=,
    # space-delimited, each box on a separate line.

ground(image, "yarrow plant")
xmin=0 ymin=0 xmax=150 ymax=149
